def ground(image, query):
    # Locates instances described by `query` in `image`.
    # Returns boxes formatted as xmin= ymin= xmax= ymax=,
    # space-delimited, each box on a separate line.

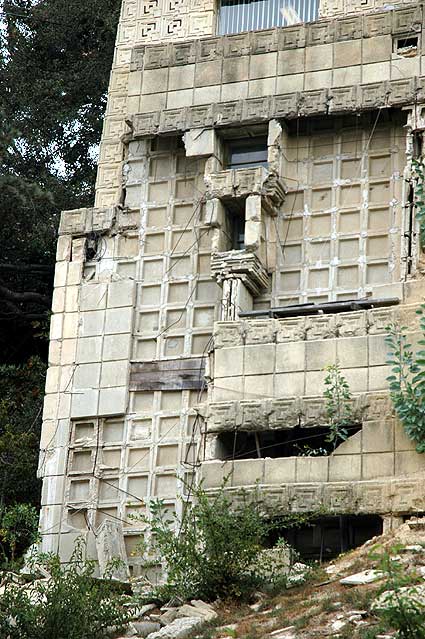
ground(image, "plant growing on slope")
xmin=135 ymin=483 xmax=315 ymax=602
xmin=0 ymin=503 xmax=39 ymax=567
xmin=369 ymin=544 xmax=425 ymax=639
xmin=0 ymin=538 xmax=130 ymax=639
xmin=323 ymin=364 xmax=352 ymax=449
xmin=386 ymin=305 xmax=425 ymax=453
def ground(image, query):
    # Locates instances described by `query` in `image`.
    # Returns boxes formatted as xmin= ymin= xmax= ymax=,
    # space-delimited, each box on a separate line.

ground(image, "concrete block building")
xmin=40 ymin=0 xmax=425 ymax=567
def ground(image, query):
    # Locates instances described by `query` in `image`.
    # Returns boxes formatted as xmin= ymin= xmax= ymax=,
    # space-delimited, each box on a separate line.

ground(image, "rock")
xmin=407 ymin=518 xmax=425 ymax=531
xmin=146 ymin=616 xmax=202 ymax=639
xmin=401 ymin=545 xmax=424 ymax=553
xmin=176 ymin=603 xmax=217 ymax=622
xmin=372 ymin=583 xmax=425 ymax=613
xmin=159 ymin=609 xmax=178 ymax=626
xmin=190 ymin=599 xmax=215 ymax=613
xmin=330 ymin=618 xmax=347 ymax=632
xmin=340 ymin=569 xmax=383 ymax=585
xmin=269 ymin=625 xmax=296 ymax=638
xmin=124 ymin=622 xmax=139 ymax=637
xmin=133 ymin=621 xmax=161 ymax=637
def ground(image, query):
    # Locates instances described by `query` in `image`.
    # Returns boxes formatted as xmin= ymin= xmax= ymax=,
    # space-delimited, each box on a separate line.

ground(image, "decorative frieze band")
xmin=203 ymin=477 xmax=424 ymax=515
xmin=130 ymin=4 xmax=422 ymax=70
xmin=213 ymin=305 xmax=417 ymax=348
xmin=206 ymin=392 xmax=391 ymax=433
xmin=131 ymin=77 xmax=421 ymax=137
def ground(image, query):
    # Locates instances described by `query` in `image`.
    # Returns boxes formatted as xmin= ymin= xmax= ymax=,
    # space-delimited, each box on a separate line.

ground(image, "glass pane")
xmin=227 ymin=139 xmax=268 ymax=169
xmin=218 ymin=0 xmax=319 ymax=35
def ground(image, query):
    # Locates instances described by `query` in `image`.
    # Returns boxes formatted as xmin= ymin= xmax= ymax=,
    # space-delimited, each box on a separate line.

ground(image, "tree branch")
xmin=0 ymin=284 xmax=50 ymax=307
xmin=0 ymin=263 xmax=53 ymax=273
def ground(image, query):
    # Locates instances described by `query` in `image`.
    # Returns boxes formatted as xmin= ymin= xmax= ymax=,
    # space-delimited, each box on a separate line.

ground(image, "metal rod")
xmin=238 ymin=296 xmax=400 ymax=319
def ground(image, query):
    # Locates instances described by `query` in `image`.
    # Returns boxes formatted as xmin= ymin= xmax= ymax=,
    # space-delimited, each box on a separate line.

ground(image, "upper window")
xmin=226 ymin=137 xmax=268 ymax=170
xmin=218 ymin=0 xmax=319 ymax=35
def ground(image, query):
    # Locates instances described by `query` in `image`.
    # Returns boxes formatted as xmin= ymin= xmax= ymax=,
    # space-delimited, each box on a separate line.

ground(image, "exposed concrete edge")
xmin=131 ymin=78 xmax=421 ymax=137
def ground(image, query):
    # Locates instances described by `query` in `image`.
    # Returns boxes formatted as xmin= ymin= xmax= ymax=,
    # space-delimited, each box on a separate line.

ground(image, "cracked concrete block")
xmin=336 ymin=336 xmax=368 ymax=369
xmin=74 ymin=363 xmax=101 ymax=389
xmin=329 ymin=455 xmax=361 ymax=482
xmin=244 ymin=344 xmax=275 ymax=375
xmin=71 ymin=389 xmax=99 ymax=418
xmin=201 ymin=461 xmax=231 ymax=488
xmin=76 ymin=336 xmax=103 ymax=364
xmin=96 ymin=520 xmax=130 ymax=580
xmin=103 ymin=333 xmax=132 ymax=361
xmin=184 ymin=128 xmax=216 ymax=157
xmin=395 ymin=451 xmax=425 ymax=475
xmin=63 ymin=313 xmax=79 ymax=339
xmin=61 ymin=339 xmax=77 ymax=365
xmin=80 ymin=311 xmax=105 ymax=337
xmin=362 ymin=452 xmax=394 ymax=480
xmin=105 ymin=307 xmax=133 ymax=334
xmin=333 ymin=430 xmax=362 ymax=456
xmin=100 ymin=360 xmax=129 ymax=388
xmin=368 ymin=335 xmax=388 ymax=366
xmin=80 ymin=282 xmax=108 ymax=311
xmin=214 ymin=346 xmax=244 ymax=378
xmin=231 ymin=459 xmax=264 ymax=486
xmin=265 ymin=458 xmax=296 ymax=483
xmin=107 ymin=279 xmax=135 ymax=308
xmin=245 ymin=374 xmax=274 ymax=399
xmin=45 ymin=367 xmax=61 ymax=394
xmin=395 ymin=421 xmax=416 ymax=451
xmin=41 ymin=474 xmax=65 ymax=506
xmin=274 ymin=372 xmax=305 ymax=397
xmin=43 ymin=394 xmax=58 ymax=422
xmin=306 ymin=339 xmax=336 ymax=371
xmin=54 ymin=262 xmax=68 ymax=288
xmin=65 ymin=286 xmax=79 ymax=313
xmin=98 ymin=387 xmax=128 ymax=416
xmin=56 ymin=235 xmax=72 ymax=261
xmin=50 ymin=313 xmax=63 ymax=340
xmin=296 ymin=456 xmax=329 ymax=483
xmin=362 ymin=420 xmax=394 ymax=453
xmin=368 ymin=365 xmax=391 ymax=392
xmin=276 ymin=342 xmax=306 ymax=372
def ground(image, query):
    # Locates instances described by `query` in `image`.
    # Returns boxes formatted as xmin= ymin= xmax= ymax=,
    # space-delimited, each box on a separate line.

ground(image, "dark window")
xmin=230 ymin=212 xmax=245 ymax=250
xmin=218 ymin=0 xmax=319 ymax=35
xmin=226 ymin=137 xmax=268 ymax=170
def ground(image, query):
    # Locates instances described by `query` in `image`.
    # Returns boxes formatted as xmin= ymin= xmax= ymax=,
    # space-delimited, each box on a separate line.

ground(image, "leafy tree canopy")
xmin=0 ymin=0 xmax=120 ymax=359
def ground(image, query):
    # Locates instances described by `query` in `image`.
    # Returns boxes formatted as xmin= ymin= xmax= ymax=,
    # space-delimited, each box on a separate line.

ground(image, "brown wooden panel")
xmin=130 ymin=357 xmax=206 ymax=391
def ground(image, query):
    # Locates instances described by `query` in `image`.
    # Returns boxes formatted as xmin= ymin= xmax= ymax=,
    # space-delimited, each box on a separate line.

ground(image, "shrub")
xmin=0 ymin=503 xmax=39 ymax=566
xmin=136 ymin=482 xmax=313 ymax=602
xmin=386 ymin=305 xmax=425 ymax=452
xmin=0 ymin=538 xmax=130 ymax=639
xmin=370 ymin=544 xmax=425 ymax=639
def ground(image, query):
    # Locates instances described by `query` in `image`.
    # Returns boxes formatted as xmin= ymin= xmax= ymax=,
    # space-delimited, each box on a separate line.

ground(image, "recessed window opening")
xmin=395 ymin=35 xmax=418 ymax=56
xmin=217 ymin=424 xmax=362 ymax=460
xmin=218 ymin=0 xmax=319 ymax=35
xmin=267 ymin=515 xmax=383 ymax=561
xmin=226 ymin=137 xmax=268 ymax=170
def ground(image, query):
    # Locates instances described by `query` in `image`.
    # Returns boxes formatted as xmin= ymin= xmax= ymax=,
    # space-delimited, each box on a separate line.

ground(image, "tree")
xmin=0 ymin=0 xmax=121 ymax=360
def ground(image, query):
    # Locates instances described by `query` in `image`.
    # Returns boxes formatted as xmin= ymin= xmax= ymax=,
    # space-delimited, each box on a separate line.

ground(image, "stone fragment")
xmin=133 ymin=621 xmax=161 ymax=637
xmin=372 ymin=583 xmax=425 ymax=612
xmin=146 ymin=616 xmax=202 ymax=639
xmin=269 ymin=625 xmax=296 ymax=638
xmin=340 ymin=569 xmax=383 ymax=585
xmin=159 ymin=609 xmax=178 ymax=625
xmin=176 ymin=603 xmax=217 ymax=622
xmin=96 ymin=520 xmax=129 ymax=581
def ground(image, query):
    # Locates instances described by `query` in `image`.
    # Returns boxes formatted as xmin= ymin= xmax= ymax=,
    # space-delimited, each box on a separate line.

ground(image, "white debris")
xmin=340 ymin=569 xmax=383 ymax=585
xmin=146 ymin=616 xmax=202 ymax=639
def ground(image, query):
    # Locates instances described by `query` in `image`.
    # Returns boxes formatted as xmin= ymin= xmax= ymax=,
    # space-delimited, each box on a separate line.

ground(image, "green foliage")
xmin=0 ymin=0 xmax=121 ymax=356
xmin=385 ymin=306 xmax=425 ymax=453
xmin=412 ymin=158 xmax=425 ymax=249
xmin=0 ymin=356 xmax=46 ymax=507
xmin=0 ymin=503 xmax=39 ymax=566
xmin=323 ymin=364 xmax=352 ymax=449
xmin=0 ymin=539 xmax=131 ymax=639
xmin=369 ymin=544 xmax=425 ymax=639
xmin=136 ymin=483 xmax=313 ymax=602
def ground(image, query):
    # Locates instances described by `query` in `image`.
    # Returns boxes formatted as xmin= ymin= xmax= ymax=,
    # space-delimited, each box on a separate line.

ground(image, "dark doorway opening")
xmin=269 ymin=515 xmax=383 ymax=561
xmin=217 ymin=424 xmax=362 ymax=460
